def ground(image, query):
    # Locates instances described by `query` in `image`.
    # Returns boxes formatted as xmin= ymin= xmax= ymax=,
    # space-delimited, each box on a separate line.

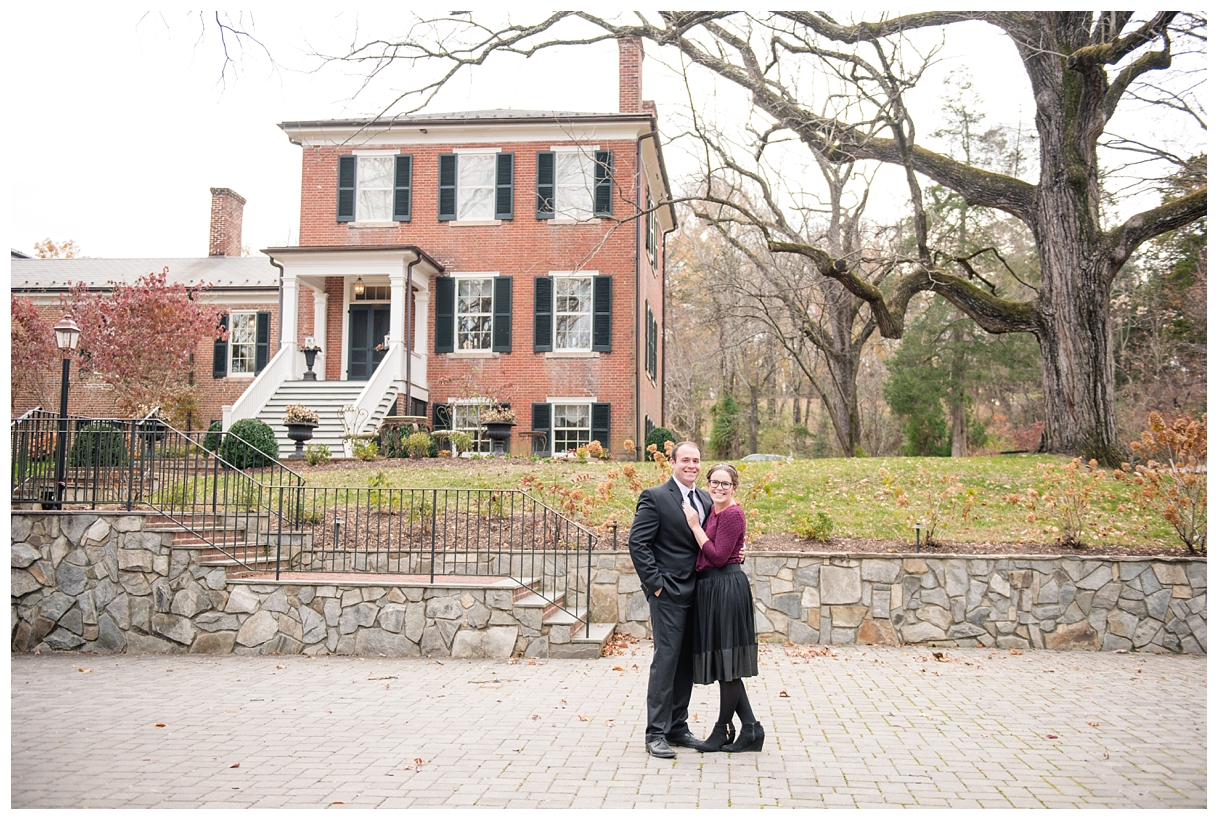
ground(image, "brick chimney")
xmin=618 ymin=37 xmax=644 ymax=114
xmin=208 ymin=187 xmax=246 ymax=257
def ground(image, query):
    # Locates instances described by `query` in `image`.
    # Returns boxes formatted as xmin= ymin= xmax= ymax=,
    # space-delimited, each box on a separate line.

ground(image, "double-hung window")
xmin=438 ymin=151 xmax=514 ymax=223
xmin=536 ymin=149 xmax=613 ymax=220
xmin=530 ymin=401 xmax=610 ymax=457
xmin=555 ymin=276 xmax=593 ymax=351
xmin=337 ymin=153 xmax=412 ymax=223
xmin=533 ymin=273 xmax=612 ymax=353
xmin=434 ymin=274 xmax=513 ymax=354
xmin=452 ymin=403 xmax=494 ymax=454
xmin=212 ymin=311 xmax=271 ymax=378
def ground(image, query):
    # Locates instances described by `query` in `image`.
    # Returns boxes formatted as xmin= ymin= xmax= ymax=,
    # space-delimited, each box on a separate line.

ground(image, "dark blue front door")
xmin=347 ymin=305 xmax=390 ymax=380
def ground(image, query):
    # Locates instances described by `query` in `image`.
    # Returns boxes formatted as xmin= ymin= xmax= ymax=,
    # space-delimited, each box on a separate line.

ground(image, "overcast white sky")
xmin=8 ymin=10 xmax=1200 ymax=259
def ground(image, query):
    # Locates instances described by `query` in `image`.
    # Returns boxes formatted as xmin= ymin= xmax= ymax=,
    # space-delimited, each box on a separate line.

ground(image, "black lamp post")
xmin=51 ymin=315 xmax=81 ymax=510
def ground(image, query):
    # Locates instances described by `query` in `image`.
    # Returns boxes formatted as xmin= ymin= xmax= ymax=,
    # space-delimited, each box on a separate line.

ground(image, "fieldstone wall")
xmin=590 ymin=552 xmax=1207 ymax=654
xmin=11 ymin=512 xmax=578 ymax=658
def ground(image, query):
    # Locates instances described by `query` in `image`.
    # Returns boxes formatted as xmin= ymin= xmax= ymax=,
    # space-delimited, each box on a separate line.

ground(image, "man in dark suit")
xmin=628 ymin=441 xmax=712 ymax=758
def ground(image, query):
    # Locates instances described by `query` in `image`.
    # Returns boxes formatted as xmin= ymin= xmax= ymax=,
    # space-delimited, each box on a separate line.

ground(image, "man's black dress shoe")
xmin=645 ymin=738 xmax=676 ymax=758
xmin=666 ymin=731 xmax=700 ymax=749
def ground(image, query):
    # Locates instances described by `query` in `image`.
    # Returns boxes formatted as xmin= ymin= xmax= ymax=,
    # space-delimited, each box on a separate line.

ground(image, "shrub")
xmin=305 ymin=443 xmax=331 ymax=466
xmin=793 ymin=512 xmax=833 ymax=542
xmin=448 ymin=430 xmax=474 ymax=455
xmin=645 ymin=426 xmax=676 ymax=454
xmin=1004 ymin=458 xmax=1108 ymax=547
xmin=405 ymin=432 xmax=432 ymax=458
xmin=202 ymin=420 xmax=223 ymax=454
xmin=354 ymin=439 xmax=379 ymax=461
xmin=708 ymin=396 xmax=741 ymax=459
xmin=880 ymin=466 xmax=975 ymax=546
xmin=220 ymin=418 xmax=279 ymax=469
xmin=1119 ymin=412 xmax=1207 ymax=554
xmin=69 ymin=422 xmax=128 ymax=467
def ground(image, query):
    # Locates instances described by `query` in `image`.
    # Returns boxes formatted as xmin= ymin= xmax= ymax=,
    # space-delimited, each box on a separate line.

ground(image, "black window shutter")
xmin=438 ymin=154 xmax=457 ymax=221
xmin=536 ymin=151 xmax=555 ymax=219
xmin=591 ymin=403 xmax=610 ymax=449
xmin=433 ymin=403 xmax=453 ymax=431
xmin=394 ymin=155 xmax=412 ymax=221
xmin=435 ymin=277 xmax=455 ymax=353
xmin=254 ymin=312 xmax=271 ymax=374
xmin=212 ymin=314 xmax=229 ymax=378
xmin=492 ymin=276 xmax=512 ymax=353
xmin=533 ymin=276 xmax=553 ymax=352
xmin=594 ymin=150 xmax=613 ymax=216
xmin=337 ymin=156 xmax=357 ymax=222
xmin=592 ymin=275 xmax=612 ymax=352
xmin=495 ymin=153 xmax=514 ymax=220
xmin=532 ymin=403 xmax=552 ymax=457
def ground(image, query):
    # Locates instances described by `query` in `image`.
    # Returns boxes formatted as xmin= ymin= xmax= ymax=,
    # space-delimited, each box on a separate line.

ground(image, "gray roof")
xmin=11 ymin=257 xmax=280 ymax=293
xmin=280 ymin=109 xmax=651 ymax=130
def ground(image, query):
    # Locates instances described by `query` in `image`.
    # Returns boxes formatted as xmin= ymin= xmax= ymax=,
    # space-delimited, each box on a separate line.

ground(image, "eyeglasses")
xmin=707 ymin=480 xmax=736 ymax=489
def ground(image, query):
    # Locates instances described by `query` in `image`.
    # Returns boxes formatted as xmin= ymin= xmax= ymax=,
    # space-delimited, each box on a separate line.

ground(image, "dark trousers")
xmin=646 ymin=592 xmax=695 ymax=741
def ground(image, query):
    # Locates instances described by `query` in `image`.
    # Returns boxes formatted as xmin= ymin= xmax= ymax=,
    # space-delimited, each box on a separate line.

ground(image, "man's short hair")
xmin=670 ymin=441 xmax=701 ymax=462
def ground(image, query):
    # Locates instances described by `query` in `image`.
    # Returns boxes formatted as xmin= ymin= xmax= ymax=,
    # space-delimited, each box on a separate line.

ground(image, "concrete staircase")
xmin=256 ymin=381 xmax=400 ymax=458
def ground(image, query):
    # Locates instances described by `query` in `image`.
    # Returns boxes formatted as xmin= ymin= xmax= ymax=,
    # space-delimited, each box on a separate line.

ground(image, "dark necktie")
xmin=687 ymin=489 xmax=698 ymax=521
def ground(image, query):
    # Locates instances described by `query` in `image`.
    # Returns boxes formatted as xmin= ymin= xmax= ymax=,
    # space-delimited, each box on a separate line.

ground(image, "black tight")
xmin=716 ymin=678 xmax=755 ymax=725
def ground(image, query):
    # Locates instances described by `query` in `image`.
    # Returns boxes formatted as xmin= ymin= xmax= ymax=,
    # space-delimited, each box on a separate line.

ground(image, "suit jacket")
xmin=628 ymin=479 xmax=713 ymax=603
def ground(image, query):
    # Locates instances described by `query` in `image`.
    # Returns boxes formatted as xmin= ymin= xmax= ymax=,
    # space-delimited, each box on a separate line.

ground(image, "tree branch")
xmin=1106 ymin=187 xmax=1208 ymax=275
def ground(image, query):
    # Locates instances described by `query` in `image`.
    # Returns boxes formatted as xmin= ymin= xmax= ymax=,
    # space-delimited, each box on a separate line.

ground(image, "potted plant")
xmin=283 ymin=404 xmax=320 ymax=459
xmin=480 ymin=405 xmax=516 ymax=456
xmin=301 ymin=337 xmax=323 ymax=381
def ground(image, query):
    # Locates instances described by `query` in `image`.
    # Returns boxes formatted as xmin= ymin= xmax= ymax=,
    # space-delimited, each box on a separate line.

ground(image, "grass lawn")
xmin=296 ymin=453 xmax=1189 ymax=553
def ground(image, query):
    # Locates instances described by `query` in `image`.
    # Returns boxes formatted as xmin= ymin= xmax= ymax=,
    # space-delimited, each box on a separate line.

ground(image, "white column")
xmin=281 ymin=271 xmax=300 ymax=378
xmin=313 ymin=289 xmax=328 ymax=381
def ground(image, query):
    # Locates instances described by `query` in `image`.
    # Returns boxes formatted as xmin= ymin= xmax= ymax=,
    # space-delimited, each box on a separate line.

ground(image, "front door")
xmin=347 ymin=305 xmax=391 ymax=380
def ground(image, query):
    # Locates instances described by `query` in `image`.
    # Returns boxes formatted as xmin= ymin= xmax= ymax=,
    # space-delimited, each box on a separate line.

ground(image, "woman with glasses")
xmin=680 ymin=462 xmax=763 ymax=752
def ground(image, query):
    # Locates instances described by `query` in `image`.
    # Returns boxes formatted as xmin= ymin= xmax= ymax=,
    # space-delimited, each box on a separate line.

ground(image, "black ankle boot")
xmin=695 ymin=721 xmax=736 ymax=752
xmin=722 ymin=721 xmax=764 ymax=752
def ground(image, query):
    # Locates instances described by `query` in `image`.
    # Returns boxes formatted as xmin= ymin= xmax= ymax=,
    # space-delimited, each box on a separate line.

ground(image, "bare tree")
xmin=324 ymin=12 xmax=1207 ymax=464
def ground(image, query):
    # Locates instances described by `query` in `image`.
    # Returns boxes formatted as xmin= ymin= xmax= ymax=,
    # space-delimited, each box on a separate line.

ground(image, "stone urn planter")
xmin=482 ymin=421 xmax=515 ymax=456
xmin=285 ymin=422 xmax=317 ymax=459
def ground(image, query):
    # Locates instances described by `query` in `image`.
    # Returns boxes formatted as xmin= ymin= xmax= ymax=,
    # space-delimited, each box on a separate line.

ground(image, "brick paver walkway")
xmin=10 ymin=644 xmax=1206 ymax=808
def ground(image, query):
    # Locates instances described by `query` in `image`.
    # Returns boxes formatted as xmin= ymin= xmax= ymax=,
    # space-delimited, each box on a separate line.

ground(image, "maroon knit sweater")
xmin=695 ymin=504 xmax=747 ymax=572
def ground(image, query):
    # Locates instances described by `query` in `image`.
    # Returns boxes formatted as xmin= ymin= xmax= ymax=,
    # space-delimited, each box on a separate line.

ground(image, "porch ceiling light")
xmin=53 ymin=315 xmax=81 ymax=353
xmin=354 ymin=276 xmax=365 ymax=297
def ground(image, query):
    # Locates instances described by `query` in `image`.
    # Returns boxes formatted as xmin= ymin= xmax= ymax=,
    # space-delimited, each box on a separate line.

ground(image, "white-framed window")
xmin=457 ymin=153 xmax=496 ymax=222
xmin=356 ymin=155 xmax=394 ymax=222
xmin=552 ymin=402 xmax=592 ymax=453
xmin=554 ymin=149 xmax=595 ymax=221
xmin=228 ymin=311 xmax=258 ymax=376
xmin=452 ymin=401 xmax=494 ymax=454
xmin=456 ymin=277 xmax=494 ymax=350
xmin=554 ymin=275 xmax=593 ymax=351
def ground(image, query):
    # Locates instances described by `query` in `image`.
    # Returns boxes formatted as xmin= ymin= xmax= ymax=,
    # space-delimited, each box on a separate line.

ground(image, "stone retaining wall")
xmin=589 ymin=551 xmax=1207 ymax=653
xmin=10 ymin=512 xmax=578 ymax=658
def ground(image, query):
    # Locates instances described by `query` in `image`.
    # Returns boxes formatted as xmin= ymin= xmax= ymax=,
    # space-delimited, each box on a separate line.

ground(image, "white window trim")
xmin=448 ymin=148 xmax=502 ymax=225
xmin=349 ymin=150 xmax=400 ymax=224
xmin=227 ymin=310 xmax=258 ymax=379
xmin=549 ymin=399 xmax=596 ymax=453
xmin=549 ymin=146 xmax=601 ymax=224
xmin=452 ymin=272 xmax=499 ymax=353
xmin=550 ymin=270 xmax=596 ymax=353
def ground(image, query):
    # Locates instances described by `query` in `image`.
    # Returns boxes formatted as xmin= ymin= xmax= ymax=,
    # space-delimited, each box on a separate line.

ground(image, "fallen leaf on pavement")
xmin=578 ymin=715 xmax=591 ymax=721
xmin=229 ymin=763 xmax=240 ymax=769
xmin=155 ymin=723 xmax=166 ymax=728
xmin=77 ymin=668 xmax=92 ymax=673
xmin=1009 ymin=649 xmax=1023 ymax=655
xmin=612 ymin=666 xmax=624 ymax=672
xmin=1046 ymin=733 xmax=1059 ymax=739
xmin=779 ymin=691 xmax=790 ymax=698
xmin=1087 ymin=721 xmax=1100 ymax=727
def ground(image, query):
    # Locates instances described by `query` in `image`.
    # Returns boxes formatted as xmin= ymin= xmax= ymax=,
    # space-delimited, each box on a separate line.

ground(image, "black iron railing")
xmin=291 ymin=487 xmax=597 ymax=633
xmin=10 ymin=410 xmax=305 ymax=574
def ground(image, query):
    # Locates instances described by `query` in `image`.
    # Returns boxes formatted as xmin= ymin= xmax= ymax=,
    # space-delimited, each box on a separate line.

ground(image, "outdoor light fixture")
xmin=54 ymin=315 xmax=81 ymax=352
xmin=913 ymin=522 xmax=924 ymax=554
xmin=305 ymin=334 xmax=316 ymax=349
xmin=51 ymin=315 xmax=82 ymax=510
xmin=353 ymin=277 xmax=366 ymax=297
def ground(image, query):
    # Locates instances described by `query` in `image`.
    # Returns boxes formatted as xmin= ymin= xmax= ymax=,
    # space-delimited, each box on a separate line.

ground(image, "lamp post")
xmin=51 ymin=315 xmax=81 ymax=510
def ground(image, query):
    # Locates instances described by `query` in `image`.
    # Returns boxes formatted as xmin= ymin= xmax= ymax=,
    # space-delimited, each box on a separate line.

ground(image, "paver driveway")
xmin=10 ymin=643 xmax=1206 ymax=808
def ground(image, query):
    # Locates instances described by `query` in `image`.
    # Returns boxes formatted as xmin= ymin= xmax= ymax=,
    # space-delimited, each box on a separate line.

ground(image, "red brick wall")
xmin=296 ymin=136 xmax=651 ymax=458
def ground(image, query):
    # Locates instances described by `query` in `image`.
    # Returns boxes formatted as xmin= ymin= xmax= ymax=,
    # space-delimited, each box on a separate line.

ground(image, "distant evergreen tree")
xmin=708 ymin=395 xmax=742 ymax=459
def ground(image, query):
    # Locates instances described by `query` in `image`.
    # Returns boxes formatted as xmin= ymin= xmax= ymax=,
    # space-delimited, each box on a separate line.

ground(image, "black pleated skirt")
xmin=692 ymin=563 xmax=758 ymax=685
